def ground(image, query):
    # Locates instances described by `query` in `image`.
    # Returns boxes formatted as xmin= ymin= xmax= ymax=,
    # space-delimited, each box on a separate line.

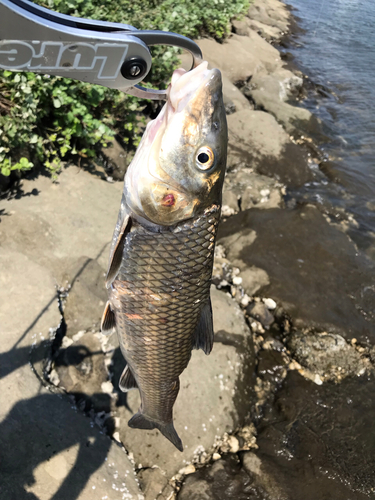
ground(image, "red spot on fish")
xmin=125 ymin=313 xmax=142 ymax=320
xmin=161 ymin=193 xmax=175 ymax=207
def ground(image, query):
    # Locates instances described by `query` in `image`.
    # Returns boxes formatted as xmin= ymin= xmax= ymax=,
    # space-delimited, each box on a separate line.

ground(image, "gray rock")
xmin=256 ymin=349 xmax=287 ymax=384
xmin=197 ymin=32 xmax=281 ymax=85
xmin=0 ymin=166 xmax=139 ymax=500
xmin=227 ymin=110 xmax=312 ymax=188
xmin=232 ymin=19 xmax=249 ymax=36
xmin=212 ymin=254 xmax=234 ymax=287
xmin=0 ymin=390 xmax=142 ymax=500
xmin=246 ymin=18 xmax=283 ymax=42
xmin=288 ymin=331 xmax=370 ymax=380
xmin=102 ymin=137 xmax=129 ymax=181
xmin=178 ymin=456 xmax=260 ymax=500
xmin=242 ymin=452 xmax=286 ymax=498
xmin=247 ymin=302 xmax=274 ymax=328
xmin=221 ymin=74 xmax=252 ymax=114
xmin=114 ymin=287 xmax=255 ymax=482
xmin=62 ymin=257 xmax=108 ymax=337
xmin=138 ymin=467 xmax=169 ymax=500
xmin=240 ymin=267 xmax=270 ymax=297
xmin=247 ymin=0 xmax=290 ymax=33
xmin=222 ymin=167 xmax=283 ymax=214
xmin=218 ymin=206 xmax=375 ymax=342
xmin=253 ymin=371 xmax=375 ymax=499
xmin=54 ymin=332 xmax=111 ymax=412
xmin=249 ymin=71 xmax=322 ymax=135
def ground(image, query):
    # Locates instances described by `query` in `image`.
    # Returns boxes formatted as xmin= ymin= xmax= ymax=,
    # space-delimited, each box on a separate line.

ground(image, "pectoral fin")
xmin=193 ymin=299 xmax=214 ymax=355
xmin=101 ymin=301 xmax=116 ymax=334
xmin=119 ymin=365 xmax=138 ymax=392
xmin=106 ymin=213 xmax=132 ymax=286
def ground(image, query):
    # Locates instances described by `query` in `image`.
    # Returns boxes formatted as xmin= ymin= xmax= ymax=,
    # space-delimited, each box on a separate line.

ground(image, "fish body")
xmin=102 ymin=62 xmax=227 ymax=451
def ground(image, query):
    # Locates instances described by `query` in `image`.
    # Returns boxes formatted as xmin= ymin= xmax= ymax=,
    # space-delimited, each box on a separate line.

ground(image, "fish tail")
xmin=128 ymin=412 xmax=183 ymax=452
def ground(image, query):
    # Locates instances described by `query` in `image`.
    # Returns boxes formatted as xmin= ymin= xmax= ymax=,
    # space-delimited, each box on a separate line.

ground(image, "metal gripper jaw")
xmin=0 ymin=0 xmax=203 ymax=100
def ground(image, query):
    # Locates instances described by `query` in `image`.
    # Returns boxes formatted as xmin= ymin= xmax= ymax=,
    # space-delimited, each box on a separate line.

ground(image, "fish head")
xmin=125 ymin=61 xmax=227 ymax=226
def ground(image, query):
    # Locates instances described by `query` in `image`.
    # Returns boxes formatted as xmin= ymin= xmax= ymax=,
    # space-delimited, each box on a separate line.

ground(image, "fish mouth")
xmin=167 ymin=61 xmax=221 ymax=112
xmin=145 ymin=62 xmax=220 ymax=145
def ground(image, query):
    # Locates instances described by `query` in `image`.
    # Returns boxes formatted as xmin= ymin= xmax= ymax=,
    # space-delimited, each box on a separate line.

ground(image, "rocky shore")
xmin=1 ymin=0 xmax=375 ymax=499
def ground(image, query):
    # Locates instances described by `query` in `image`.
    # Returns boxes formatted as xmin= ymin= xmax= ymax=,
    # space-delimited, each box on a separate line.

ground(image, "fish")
xmin=101 ymin=61 xmax=228 ymax=452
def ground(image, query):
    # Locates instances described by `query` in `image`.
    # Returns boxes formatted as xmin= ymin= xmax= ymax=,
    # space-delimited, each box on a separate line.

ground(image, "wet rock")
xmin=114 ymin=286 xmax=255 ymax=483
xmin=242 ymin=452 xmax=286 ymax=498
xmin=178 ymin=456 xmax=258 ymax=500
xmin=222 ymin=167 xmax=283 ymax=214
xmin=101 ymin=137 xmax=128 ymax=181
xmin=256 ymin=349 xmax=286 ymax=384
xmin=247 ymin=302 xmax=274 ymax=328
xmin=288 ymin=331 xmax=371 ymax=380
xmin=62 ymin=257 xmax=108 ymax=337
xmin=54 ymin=332 xmax=110 ymax=412
xmin=227 ymin=110 xmax=312 ymax=188
xmin=218 ymin=206 xmax=375 ymax=343
xmin=253 ymin=371 xmax=375 ymax=499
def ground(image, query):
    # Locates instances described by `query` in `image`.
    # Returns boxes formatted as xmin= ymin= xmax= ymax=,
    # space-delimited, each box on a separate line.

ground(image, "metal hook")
xmin=124 ymin=30 xmax=203 ymax=100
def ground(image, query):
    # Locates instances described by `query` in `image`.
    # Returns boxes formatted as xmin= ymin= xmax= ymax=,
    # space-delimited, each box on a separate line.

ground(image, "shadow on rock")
xmin=0 ymin=392 xmax=112 ymax=500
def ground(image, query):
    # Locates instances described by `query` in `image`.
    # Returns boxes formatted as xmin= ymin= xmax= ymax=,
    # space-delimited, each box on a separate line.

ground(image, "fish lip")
xmin=167 ymin=63 xmax=222 ymax=112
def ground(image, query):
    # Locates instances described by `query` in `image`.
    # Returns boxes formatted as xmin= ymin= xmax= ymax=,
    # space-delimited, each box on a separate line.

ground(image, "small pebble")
xmin=241 ymin=294 xmax=250 ymax=307
xmin=179 ymin=464 xmax=196 ymax=475
xmin=212 ymin=452 xmax=221 ymax=461
xmin=263 ymin=298 xmax=277 ymax=310
xmin=228 ymin=436 xmax=239 ymax=453
xmin=232 ymin=276 xmax=243 ymax=286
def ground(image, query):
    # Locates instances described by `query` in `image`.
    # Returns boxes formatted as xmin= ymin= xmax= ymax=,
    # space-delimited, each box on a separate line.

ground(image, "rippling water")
xmin=286 ymin=0 xmax=375 ymax=256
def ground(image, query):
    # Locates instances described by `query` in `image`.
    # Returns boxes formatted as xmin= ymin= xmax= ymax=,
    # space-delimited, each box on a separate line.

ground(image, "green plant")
xmin=0 ymin=0 xmax=250 ymax=179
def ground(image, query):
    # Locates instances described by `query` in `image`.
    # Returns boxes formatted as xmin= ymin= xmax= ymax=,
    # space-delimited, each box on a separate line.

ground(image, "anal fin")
xmin=119 ymin=365 xmax=138 ymax=392
xmin=101 ymin=301 xmax=116 ymax=334
xmin=193 ymin=299 xmax=214 ymax=355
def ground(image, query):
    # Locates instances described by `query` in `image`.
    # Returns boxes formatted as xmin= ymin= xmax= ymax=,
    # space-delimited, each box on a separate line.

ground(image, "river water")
xmin=285 ymin=0 xmax=375 ymax=259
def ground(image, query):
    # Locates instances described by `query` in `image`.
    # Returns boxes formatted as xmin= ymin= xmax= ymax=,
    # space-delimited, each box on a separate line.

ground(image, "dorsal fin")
xmin=106 ymin=213 xmax=131 ymax=286
xmin=119 ymin=365 xmax=138 ymax=392
xmin=101 ymin=301 xmax=116 ymax=334
xmin=193 ymin=299 xmax=214 ymax=355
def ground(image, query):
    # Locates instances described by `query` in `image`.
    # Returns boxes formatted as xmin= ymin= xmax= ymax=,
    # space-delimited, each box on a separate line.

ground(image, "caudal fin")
xmin=128 ymin=412 xmax=183 ymax=452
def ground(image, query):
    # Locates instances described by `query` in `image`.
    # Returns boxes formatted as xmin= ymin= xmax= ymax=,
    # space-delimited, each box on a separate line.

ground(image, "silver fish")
xmin=101 ymin=61 xmax=227 ymax=451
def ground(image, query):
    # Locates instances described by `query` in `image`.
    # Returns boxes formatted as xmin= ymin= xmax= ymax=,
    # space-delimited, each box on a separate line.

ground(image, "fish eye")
xmin=196 ymin=146 xmax=214 ymax=171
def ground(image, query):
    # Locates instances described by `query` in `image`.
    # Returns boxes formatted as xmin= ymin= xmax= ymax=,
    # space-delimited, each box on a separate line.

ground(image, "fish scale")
xmin=111 ymin=206 xmax=220 ymax=416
